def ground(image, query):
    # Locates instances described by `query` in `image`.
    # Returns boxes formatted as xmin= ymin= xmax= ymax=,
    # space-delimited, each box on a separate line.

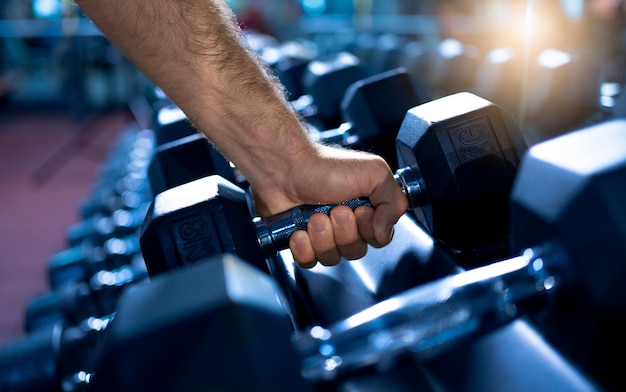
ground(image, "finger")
xmin=354 ymin=205 xmax=383 ymax=248
xmin=330 ymin=206 xmax=367 ymax=260
xmin=308 ymin=213 xmax=341 ymax=266
xmin=367 ymin=174 xmax=407 ymax=247
xmin=289 ymin=230 xmax=316 ymax=268
xmin=372 ymin=202 xmax=399 ymax=247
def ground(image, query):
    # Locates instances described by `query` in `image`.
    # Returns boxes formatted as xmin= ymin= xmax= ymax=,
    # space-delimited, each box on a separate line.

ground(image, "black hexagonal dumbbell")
xmin=259 ymin=92 xmax=528 ymax=267
xmin=25 ymin=254 xmax=148 ymax=333
xmin=147 ymin=103 xmax=239 ymax=196
xmin=76 ymin=127 xmax=155 ymax=220
xmin=87 ymin=254 xmax=310 ymax=392
xmin=140 ymin=172 xmax=465 ymax=330
xmin=292 ymin=51 xmax=364 ymax=129
xmin=0 ymin=313 xmax=112 ymax=392
xmin=309 ymin=67 xmax=428 ymax=170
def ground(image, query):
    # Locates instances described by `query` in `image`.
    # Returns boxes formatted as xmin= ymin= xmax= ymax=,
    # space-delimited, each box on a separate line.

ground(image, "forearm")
xmin=76 ymin=0 xmax=314 ymax=205
xmin=76 ymin=0 xmax=406 ymax=265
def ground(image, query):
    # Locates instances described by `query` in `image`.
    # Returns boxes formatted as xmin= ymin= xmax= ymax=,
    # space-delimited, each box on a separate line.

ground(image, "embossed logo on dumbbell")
xmin=172 ymin=215 xmax=221 ymax=263
xmin=448 ymin=116 xmax=500 ymax=163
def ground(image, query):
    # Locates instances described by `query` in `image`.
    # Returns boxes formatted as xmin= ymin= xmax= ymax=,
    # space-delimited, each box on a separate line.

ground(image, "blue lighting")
xmin=32 ymin=0 xmax=62 ymax=19
xmin=302 ymin=0 xmax=326 ymax=14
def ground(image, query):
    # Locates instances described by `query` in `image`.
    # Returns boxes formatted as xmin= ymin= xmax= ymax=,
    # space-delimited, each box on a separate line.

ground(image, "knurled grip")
xmin=254 ymin=197 xmax=373 ymax=257
xmin=254 ymin=167 xmax=424 ymax=258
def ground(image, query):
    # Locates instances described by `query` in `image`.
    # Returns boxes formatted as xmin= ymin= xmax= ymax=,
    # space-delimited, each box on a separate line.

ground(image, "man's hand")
xmin=251 ymin=144 xmax=408 ymax=268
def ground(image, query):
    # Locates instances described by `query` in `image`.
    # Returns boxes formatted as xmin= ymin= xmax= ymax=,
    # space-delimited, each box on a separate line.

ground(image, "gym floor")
xmin=0 ymin=107 xmax=133 ymax=348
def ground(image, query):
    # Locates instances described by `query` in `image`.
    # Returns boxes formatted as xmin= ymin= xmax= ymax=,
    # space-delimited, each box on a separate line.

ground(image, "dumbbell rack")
xmin=1 ymin=31 xmax=625 ymax=391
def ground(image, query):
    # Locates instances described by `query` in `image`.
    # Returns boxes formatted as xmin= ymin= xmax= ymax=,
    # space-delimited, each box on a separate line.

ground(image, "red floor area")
xmin=0 ymin=108 xmax=134 ymax=348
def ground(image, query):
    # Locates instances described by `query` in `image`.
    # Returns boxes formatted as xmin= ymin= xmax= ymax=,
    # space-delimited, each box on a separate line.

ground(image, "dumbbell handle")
xmin=293 ymin=247 xmax=559 ymax=381
xmin=254 ymin=166 xmax=424 ymax=257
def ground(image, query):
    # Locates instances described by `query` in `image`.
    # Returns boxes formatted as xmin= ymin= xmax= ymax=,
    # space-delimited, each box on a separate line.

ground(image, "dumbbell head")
xmin=152 ymin=103 xmax=199 ymax=145
xmin=511 ymin=119 xmax=626 ymax=312
xmin=0 ymin=318 xmax=108 ymax=392
xmin=342 ymin=68 xmax=422 ymax=138
xmin=147 ymin=132 xmax=236 ymax=196
xmin=339 ymin=67 xmax=425 ymax=168
xmin=48 ymin=234 xmax=140 ymax=289
xmin=89 ymin=254 xmax=309 ymax=392
xmin=396 ymin=92 xmax=527 ymax=264
xmin=489 ymin=120 xmax=626 ymax=388
xmin=140 ymin=175 xmax=266 ymax=276
xmin=29 ymin=258 xmax=148 ymax=332
xmin=263 ymin=39 xmax=319 ymax=99
xmin=24 ymin=281 xmax=98 ymax=333
xmin=301 ymin=51 xmax=362 ymax=127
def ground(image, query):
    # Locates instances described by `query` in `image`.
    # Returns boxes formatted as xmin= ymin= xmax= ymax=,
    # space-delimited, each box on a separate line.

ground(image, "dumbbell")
xmin=397 ymin=40 xmax=433 ymax=90
xmin=85 ymin=255 xmax=474 ymax=391
xmin=24 ymin=253 xmax=148 ymax=332
xmin=47 ymin=232 xmax=141 ymax=290
xmin=139 ymin=69 xmax=426 ymax=274
xmin=473 ymin=46 xmax=522 ymax=116
xmin=344 ymin=31 xmax=378 ymax=69
xmin=151 ymin=102 xmax=197 ymax=145
xmin=148 ymin=127 xmax=238 ymax=196
xmin=148 ymin=92 xmax=525 ymax=273
xmin=522 ymin=47 xmax=599 ymax=144
xmin=138 ymin=84 xmax=439 ymax=326
xmin=309 ymin=67 xmax=426 ymax=170
xmin=64 ymin=202 xmax=149 ymax=248
xmin=259 ymin=92 xmax=527 ymax=267
xmin=367 ymin=33 xmax=409 ymax=77
xmin=77 ymin=128 xmax=155 ymax=219
xmin=81 ymin=255 xmax=311 ymax=392
xmin=257 ymin=38 xmax=319 ymax=99
xmin=292 ymin=51 xmax=363 ymax=129
xmin=292 ymin=118 xmax=626 ymax=390
xmin=28 ymin=233 xmax=144 ymax=332
xmin=0 ymin=314 xmax=113 ymax=392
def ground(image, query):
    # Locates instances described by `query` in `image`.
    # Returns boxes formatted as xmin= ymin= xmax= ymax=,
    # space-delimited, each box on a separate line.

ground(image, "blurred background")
xmin=1 ymin=0 xmax=625 ymax=135
xmin=0 ymin=0 xmax=624 ymax=347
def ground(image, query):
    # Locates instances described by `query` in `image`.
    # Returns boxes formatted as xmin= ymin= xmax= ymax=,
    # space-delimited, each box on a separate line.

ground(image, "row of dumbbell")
xmin=2 ymin=34 xmax=626 ymax=390
xmin=307 ymin=29 xmax=620 ymax=145
xmin=245 ymin=30 xmax=617 ymax=148
xmin=0 ymin=123 xmax=159 ymax=392
xmin=0 ymin=51 xmax=438 ymax=391
xmin=87 ymin=94 xmax=626 ymax=391
xmin=4 ymin=85 xmax=626 ymax=392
